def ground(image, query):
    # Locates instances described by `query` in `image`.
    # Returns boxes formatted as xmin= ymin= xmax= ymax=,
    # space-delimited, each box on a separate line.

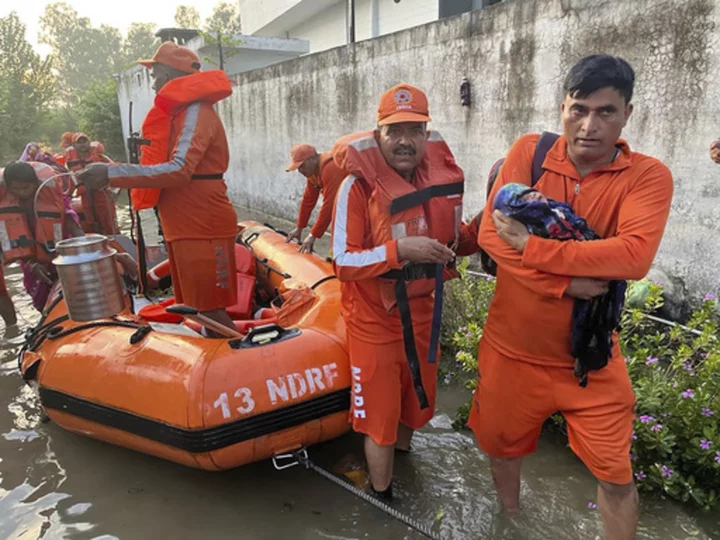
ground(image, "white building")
xmin=238 ymin=0 xmax=502 ymax=54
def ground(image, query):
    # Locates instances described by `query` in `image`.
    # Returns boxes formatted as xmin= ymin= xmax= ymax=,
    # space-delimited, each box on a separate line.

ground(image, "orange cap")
xmin=377 ymin=83 xmax=431 ymax=126
xmin=138 ymin=42 xmax=201 ymax=74
xmin=286 ymin=143 xmax=317 ymax=172
xmin=73 ymin=132 xmax=89 ymax=143
xmin=60 ymin=132 xmax=73 ymax=147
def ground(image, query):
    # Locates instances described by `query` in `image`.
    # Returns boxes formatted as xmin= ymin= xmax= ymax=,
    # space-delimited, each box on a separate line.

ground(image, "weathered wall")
xmin=120 ymin=0 xmax=720 ymax=304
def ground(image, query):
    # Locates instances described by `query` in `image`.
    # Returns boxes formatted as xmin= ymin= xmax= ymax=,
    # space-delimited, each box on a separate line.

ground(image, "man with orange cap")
xmin=53 ymin=132 xmax=74 ymax=167
xmin=78 ymin=42 xmax=238 ymax=335
xmin=64 ymin=132 xmax=118 ymax=235
xmin=331 ymin=83 xmax=479 ymax=499
xmin=285 ymin=143 xmax=346 ymax=254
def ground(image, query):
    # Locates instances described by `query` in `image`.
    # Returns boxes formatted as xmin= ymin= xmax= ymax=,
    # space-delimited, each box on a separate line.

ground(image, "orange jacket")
xmin=479 ymin=133 xmax=673 ymax=366
xmin=107 ymin=71 xmax=237 ymax=242
xmin=331 ymin=130 xmax=465 ymax=342
xmin=0 ymin=163 xmax=67 ymax=265
xmin=296 ymin=152 xmax=346 ymax=238
xmin=64 ymin=146 xmax=111 ymax=172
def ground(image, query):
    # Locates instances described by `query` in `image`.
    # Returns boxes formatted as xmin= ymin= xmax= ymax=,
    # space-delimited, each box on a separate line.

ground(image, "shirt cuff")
xmin=386 ymin=239 xmax=403 ymax=269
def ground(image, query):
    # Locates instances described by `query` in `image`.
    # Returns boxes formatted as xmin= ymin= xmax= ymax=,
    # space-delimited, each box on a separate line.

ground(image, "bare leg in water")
xmin=0 ymin=296 xmax=17 ymax=327
xmin=489 ymin=456 xmax=523 ymax=512
xmin=598 ymin=480 xmax=638 ymax=540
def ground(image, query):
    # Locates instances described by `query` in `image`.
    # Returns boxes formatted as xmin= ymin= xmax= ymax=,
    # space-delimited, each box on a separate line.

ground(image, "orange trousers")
xmin=468 ymin=339 xmax=636 ymax=485
xmin=166 ymin=238 xmax=237 ymax=312
xmin=348 ymin=327 xmax=438 ymax=446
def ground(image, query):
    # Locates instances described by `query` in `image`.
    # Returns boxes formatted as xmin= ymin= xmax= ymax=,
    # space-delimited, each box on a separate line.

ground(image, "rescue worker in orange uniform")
xmin=65 ymin=133 xmax=119 ymax=235
xmin=331 ymin=84 xmax=479 ymax=499
xmin=285 ymin=144 xmax=346 ymax=254
xmin=469 ymin=55 xmax=673 ymax=540
xmin=53 ymin=132 xmax=74 ymax=168
xmin=78 ymin=42 xmax=239 ymax=334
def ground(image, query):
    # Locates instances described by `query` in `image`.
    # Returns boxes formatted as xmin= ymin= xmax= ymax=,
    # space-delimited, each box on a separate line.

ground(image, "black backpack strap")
xmin=531 ymin=131 xmax=560 ymax=187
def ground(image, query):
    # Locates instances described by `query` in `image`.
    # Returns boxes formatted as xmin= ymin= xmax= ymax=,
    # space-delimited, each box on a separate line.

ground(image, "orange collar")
xmin=544 ymin=135 xmax=632 ymax=179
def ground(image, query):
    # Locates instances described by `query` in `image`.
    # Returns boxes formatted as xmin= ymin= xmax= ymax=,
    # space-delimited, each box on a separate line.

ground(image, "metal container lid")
xmin=53 ymin=234 xmax=117 ymax=266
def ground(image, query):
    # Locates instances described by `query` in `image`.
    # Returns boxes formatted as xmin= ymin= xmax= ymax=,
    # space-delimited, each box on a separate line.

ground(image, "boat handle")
xmin=272 ymin=449 xmax=307 ymax=471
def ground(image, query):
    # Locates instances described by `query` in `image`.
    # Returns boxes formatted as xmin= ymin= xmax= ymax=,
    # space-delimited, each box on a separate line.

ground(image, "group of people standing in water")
xmin=3 ymin=38 xmax=719 ymax=540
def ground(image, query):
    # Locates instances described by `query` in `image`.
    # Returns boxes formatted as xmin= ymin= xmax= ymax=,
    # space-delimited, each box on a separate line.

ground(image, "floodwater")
xmin=1 ymin=205 xmax=718 ymax=540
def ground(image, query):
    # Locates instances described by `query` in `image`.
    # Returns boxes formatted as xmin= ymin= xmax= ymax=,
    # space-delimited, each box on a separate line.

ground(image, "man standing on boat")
xmin=77 ymin=42 xmax=238 ymax=334
xmin=331 ymin=84 xmax=479 ymax=499
xmin=285 ymin=143 xmax=345 ymax=254
xmin=469 ymin=55 xmax=673 ymax=540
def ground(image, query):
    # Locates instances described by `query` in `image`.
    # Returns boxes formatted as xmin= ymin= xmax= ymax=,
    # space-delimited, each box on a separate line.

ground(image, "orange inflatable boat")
xmin=19 ymin=222 xmax=349 ymax=470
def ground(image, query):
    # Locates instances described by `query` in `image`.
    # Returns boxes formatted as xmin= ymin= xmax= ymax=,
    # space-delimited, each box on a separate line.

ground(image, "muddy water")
xmin=1 ymin=205 xmax=718 ymax=540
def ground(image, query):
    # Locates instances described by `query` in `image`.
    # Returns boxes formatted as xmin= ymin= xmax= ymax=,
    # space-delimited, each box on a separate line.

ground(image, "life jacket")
xmin=334 ymin=130 xmax=464 ymax=311
xmin=130 ymin=70 xmax=233 ymax=211
xmin=0 ymin=162 xmax=66 ymax=265
xmin=64 ymin=146 xmax=118 ymax=235
xmin=333 ymin=130 xmax=464 ymax=409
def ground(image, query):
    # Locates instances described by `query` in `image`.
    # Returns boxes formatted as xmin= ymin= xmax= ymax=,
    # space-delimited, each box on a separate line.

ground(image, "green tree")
xmin=0 ymin=12 xmax=56 ymax=162
xmin=39 ymin=2 xmax=123 ymax=102
xmin=121 ymin=22 xmax=159 ymax=67
xmin=204 ymin=2 xmax=242 ymax=35
xmin=76 ymin=78 xmax=124 ymax=160
xmin=174 ymin=5 xmax=201 ymax=29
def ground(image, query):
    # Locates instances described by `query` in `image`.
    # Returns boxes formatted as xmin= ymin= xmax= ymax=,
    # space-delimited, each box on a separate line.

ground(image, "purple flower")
xmin=646 ymin=356 xmax=659 ymax=366
xmin=587 ymin=502 xmax=597 ymax=510
xmin=631 ymin=431 xmax=638 ymax=441
xmin=715 ymin=452 xmax=720 ymax=465
xmin=682 ymin=389 xmax=695 ymax=399
xmin=704 ymin=293 xmax=716 ymax=302
xmin=639 ymin=415 xmax=655 ymax=424
xmin=630 ymin=453 xmax=638 ymax=461
xmin=624 ymin=356 xmax=631 ymax=364
xmin=673 ymin=382 xmax=679 ymax=389
xmin=700 ymin=440 xmax=712 ymax=451
xmin=660 ymin=465 xmax=673 ymax=478
xmin=683 ymin=361 xmax=694 ymax=372
xmin=485 ymin=275 xmax=495 ymax=281
xmin=651 ymin=424 xmax=663 ymax=432
xmin=635 ymin=471 xmax=646 ymax=481
xmin=465 ymin=332 xmax=472 ymax=339
xmin=701 ymin=408 xmax=714 ymax=417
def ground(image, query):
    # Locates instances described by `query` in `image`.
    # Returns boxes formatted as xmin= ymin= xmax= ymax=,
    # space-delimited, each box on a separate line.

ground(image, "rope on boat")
xmin=291 ymin=450 xmax=443 ymax=540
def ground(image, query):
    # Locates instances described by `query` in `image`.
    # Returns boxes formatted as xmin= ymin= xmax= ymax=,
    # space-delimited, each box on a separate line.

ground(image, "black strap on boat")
xmin=191 ymin=173 xmax=224 ymax=180
xmin=36 ymin=211 xmax=63 ymax=219
xmin=389 ymin=182 xmax=463 ymax=215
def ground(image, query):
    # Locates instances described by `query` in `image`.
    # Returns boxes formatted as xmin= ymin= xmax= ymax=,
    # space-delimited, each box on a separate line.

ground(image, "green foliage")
xmin=444 ymin=273 xmax=720 ymax=509
xmin=174 ymin=6 xmax=201 ymax=29
xmin=0 ymin=12 xmax=56 ymax=163
xmin=204 ymin=2 xmax=242 ymax=35
xmin=77 ymin=78 xmax=124 ymax=160
xmin=121 ymin=23 xmax=160 ymax=68
xmin=39 ymin=2 xmax=123 ymax=103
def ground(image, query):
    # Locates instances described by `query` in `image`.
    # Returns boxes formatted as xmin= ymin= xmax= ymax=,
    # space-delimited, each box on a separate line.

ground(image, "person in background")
xmin=709 ymin=139 xmax=720 ymax=163
xmin=285 ymin=143 xmax=346 ymax=254
xmin=19 ymin=142 xmax=64 ymax=172
xmin=53 ymin=132 xmax=74 ymax=168
xmin=64 ymin=133 xmax=119 ymax=235
xmin=77 ymin=42 xmax=239 ymax=335
xmin=469 ymin=55 xmax=673 ymax=540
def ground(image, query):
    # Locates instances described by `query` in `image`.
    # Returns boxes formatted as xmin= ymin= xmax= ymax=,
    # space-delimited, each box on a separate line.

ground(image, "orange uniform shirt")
xmin=107 ymin=102 xmax=237 ymax=242
xmin=296 ymin=152 xmax=346 ymax=239
xmin=332 ymin=177 xmax=479 ymax=343
xmin=479 ymin=133 xmax=673 ymax=367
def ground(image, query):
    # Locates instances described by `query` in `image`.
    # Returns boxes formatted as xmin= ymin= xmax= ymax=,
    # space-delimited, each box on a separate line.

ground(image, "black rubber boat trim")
xmin=39 ymin=386 xmax=350 ymax=453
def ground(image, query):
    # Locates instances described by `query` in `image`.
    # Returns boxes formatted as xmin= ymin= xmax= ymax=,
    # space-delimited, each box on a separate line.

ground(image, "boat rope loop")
xmin=291 ymin=450 xmax=442 ymax=540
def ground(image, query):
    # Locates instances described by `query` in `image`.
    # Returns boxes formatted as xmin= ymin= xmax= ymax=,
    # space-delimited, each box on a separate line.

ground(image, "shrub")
xmin=443 ymin=268 xmax=720 ymax=510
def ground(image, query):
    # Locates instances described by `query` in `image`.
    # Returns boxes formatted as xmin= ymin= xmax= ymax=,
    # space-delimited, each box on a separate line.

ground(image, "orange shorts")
xmin=468 ymin=339 xmax=636 ymax=485
xmin=348 ymin=328 xmax=438 ymax=446
xmin=166 ymin=238 xmax=237 ymax=312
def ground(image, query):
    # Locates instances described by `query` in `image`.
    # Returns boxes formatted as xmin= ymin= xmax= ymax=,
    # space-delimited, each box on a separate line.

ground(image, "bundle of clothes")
xmin=494 ymin=183 xmax=627 ymax=386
